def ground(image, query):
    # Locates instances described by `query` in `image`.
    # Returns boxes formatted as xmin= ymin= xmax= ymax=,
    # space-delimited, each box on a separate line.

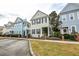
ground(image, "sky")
xmin=0 ymin=0 xmax=68 ymax=26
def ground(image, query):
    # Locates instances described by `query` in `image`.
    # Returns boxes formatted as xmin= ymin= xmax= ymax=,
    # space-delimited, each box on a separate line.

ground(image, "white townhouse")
xmin=30 ymin=10 xmax=51 ymax=38
xmin=2 ymin=17 xmax=30 ymax=37
xmin=59 ymin=3 xmax=79 ymax=34
xmin=2 ymin=22 xmax=14 ymax=35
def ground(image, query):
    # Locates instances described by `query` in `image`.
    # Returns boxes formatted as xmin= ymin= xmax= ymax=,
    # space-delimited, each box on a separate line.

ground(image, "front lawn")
xmin=31 ymin=40 xmax=79 ymax=56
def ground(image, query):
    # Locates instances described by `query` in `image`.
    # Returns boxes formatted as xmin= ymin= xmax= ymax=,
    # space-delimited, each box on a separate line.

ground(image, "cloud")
xmin=0 ymin=14 xmax=6 ymax=19
xmin=50 ymin=3 xmax=67 ymax=13
xmin=0 ymin=1 xmax=67 ymax=26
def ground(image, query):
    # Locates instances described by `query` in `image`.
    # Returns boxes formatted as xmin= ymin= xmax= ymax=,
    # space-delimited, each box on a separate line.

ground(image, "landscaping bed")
xmin=31 ymin=40 xmax=79 ymax=56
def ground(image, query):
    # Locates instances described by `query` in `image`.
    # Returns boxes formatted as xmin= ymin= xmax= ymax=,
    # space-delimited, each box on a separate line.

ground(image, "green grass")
xmin=31 ymin=40 xmax=79 ymax=56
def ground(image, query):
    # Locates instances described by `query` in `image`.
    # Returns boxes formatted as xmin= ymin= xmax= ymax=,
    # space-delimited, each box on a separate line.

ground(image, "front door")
xmin=42 ymin=27 xmax=48 ymax=36
xmin=23 ymin=30 xmax=25 ymax=37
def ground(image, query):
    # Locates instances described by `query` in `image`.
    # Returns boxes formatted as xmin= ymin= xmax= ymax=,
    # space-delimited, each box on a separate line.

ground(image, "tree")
xmin=49 ymin=11 xmax=61 ymax=36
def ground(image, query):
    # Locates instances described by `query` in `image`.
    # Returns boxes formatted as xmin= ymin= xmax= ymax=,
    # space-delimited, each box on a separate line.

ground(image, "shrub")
xmin=11 ymin=34 xmax=21 ymax=37
xmin=63 ymin=34 xmax=76 ymax=41
xmin=53 ymin=31 xmax=61 ymax=38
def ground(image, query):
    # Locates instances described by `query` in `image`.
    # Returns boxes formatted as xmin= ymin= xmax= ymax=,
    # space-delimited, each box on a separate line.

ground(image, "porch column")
xmin=48 ymin=27 xmax=50 ymax=37
xmin=25 ymin=30 xmax=27 ymax=36
xmin=40 ymin=28 xmax=42 ymax=37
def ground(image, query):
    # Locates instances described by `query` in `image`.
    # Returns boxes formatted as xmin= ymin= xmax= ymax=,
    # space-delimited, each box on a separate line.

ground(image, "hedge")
xmin=63 ymin=34 xmax=76 ymax=41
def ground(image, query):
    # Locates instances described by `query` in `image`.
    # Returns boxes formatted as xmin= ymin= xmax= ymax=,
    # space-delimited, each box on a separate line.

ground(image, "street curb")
xmin=28 ymin=40 xmax=35 ymax=56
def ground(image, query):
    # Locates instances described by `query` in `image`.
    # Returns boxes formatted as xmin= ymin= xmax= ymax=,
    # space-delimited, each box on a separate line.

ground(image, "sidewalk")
xmin=29 ymin=39 xmax=79 ymax=44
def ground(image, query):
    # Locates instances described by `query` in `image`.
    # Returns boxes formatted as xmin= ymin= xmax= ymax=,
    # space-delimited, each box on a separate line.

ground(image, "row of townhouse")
xmin=2 ymin=3 xmax=79 ymax=38
xmin=2 ymin=17 xmax=30 ymax=37
xmin=30 ymin=3 xmax=79 ymax=38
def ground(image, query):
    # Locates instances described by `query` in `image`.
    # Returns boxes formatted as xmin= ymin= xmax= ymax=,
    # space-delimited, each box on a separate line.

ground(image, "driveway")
xmin=0 ymin=39 xmax=31 ymax=56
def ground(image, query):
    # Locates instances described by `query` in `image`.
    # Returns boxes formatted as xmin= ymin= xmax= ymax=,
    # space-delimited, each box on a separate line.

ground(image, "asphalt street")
xmin=0 ymin=39 xmax=31 ymax=56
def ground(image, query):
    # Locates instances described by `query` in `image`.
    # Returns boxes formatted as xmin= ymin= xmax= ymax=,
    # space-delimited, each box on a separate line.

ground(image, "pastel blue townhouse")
xmin=59 ymin=3 xmax=79 ymax=34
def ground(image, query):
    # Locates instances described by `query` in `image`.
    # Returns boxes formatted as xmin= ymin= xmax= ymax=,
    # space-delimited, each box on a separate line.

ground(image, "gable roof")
xmin=30 ymin=10 xmax=48 ymax=21
xmin=60 ymin=3 xmax=79 ymax=14
xmin=15 ymin=17 xmax=23 ymax=23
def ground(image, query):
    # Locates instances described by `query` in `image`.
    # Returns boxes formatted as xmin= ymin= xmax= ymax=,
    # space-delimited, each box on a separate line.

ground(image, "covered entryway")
xmin=42 ymin=27 xmax=48 ymax=36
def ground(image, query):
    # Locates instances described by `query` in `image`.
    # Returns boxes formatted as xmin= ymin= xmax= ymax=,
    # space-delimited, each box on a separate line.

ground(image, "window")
xmin=38 ymin=19 xmax=40 ymax=24
xmin=77 ymin=12 xmax=79 ymax=20
xmin=63 ymin=18 xmax=65 ymax=20
xmin=34 ymin=20 xmax=35 ymax=25
xmin=62 ymin=15 xmax=66 ymax=21
xmin=45 ymin=17 xmax=47 ymax=23
xmin=70 ymin=16 xmax=73 ymax=20
xmin=32 ymin=20 xmax=35 ymax=25
xmin=69 ymin=13 xmax=74 ymax=20
xmin=37 ymin=19 xmax=38 ymax=24
xmin=32 ymin=29 xmax=35 ymax=34
xmin=32 ymin=20 xmax=33 ymax=25
xmin=10 ymin=31 xmax=14 ymax=34
xmin=37 ymin=19 xmax=39 ymax=24
xmin=71 ymin=26 xmax=76 ymax=33
xmin=42 ymin=18 xmax=43 ymax=23
xmin=27 ymin=24 xmax=30 ymax=28
xmin=36 ymin=29 xmax=40 ymax=34
xmin=36 ymin=19 xmax=41 ymax=24
xmin=35 ymin=19 xmax=37 ymax=24
xmin=23 ymin=22 xmax=26 ymax=26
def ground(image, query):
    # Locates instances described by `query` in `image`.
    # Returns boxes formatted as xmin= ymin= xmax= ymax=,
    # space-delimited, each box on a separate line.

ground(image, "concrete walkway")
xmin=0 ymin=39 xmax=31 ymax=56
xmin=29 ymin=39 xmax=79 ymax=44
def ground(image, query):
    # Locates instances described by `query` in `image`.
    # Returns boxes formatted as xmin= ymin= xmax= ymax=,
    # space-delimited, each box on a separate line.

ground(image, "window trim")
xmin=36 ymin=29 xmax=40 ymax=34
xmin=77 ymin=12 xmax=79 ymax=20
xmin=62 ymin=15 xmax=67 ymax=21
xmin=32 ymin=29 xmax=35 ymax=34
xmin=69 ymin=13 xmax=74 ymax=20
xmin=42 ymin=18 xmax=43 ymax=23
xmin=45 ymin=17 xmax=47 ymax=23
xmin=71 ymin=25 xmax=77 ymax=33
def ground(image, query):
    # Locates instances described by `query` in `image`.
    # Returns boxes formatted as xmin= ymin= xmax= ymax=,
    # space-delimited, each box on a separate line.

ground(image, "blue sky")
xmin=0 ymin=0 xmax=67 ymax=26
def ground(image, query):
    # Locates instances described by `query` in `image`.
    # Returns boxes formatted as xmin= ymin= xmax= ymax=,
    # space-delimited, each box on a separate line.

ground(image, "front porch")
xmin=40 ymin=27 xmax=51 ymax=38
xmin=31 ymin=27 xmax=51 ymax=38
